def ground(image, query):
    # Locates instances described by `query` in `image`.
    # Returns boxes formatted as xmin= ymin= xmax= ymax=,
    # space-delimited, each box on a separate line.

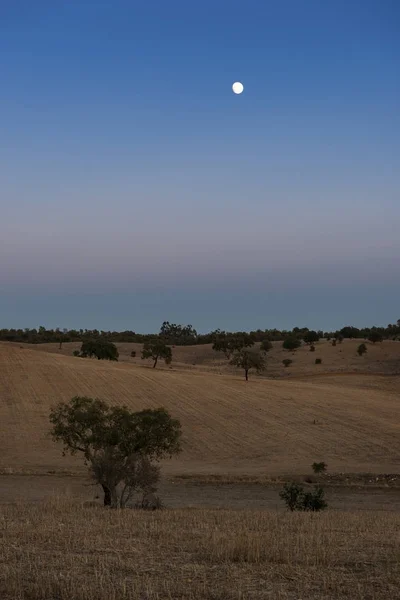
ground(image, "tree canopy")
xmin=49 ymin=397 xmax=182 ymax=507
xmin=229 ymin=349 xmax=266 ymax=381
xmin=141 ymin=339 xmax=172 ymax=368
xmin=79 ymin=339 xmax=119 ymax=361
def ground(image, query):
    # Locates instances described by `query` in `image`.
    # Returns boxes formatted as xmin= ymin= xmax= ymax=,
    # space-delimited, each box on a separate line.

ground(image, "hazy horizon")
xmin=1 ymin=1 xmax=399 ymax=332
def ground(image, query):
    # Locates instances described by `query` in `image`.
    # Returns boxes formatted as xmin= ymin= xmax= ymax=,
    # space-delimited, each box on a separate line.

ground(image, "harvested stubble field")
xmin=1 ymin=343 xmax=400 ymax=476
xmin=1 ymin=497 xmax=400 ymax=600
xmin=1 ymin=341 xmax=400 ymax=599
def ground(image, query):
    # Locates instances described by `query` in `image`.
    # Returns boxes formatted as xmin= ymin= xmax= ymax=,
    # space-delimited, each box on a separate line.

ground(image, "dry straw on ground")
xmin=1 ymin=496 xmax=399 ymax=599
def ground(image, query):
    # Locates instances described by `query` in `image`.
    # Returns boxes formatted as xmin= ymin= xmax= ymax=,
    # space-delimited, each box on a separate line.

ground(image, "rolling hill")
xmin=1 ymin=343 xmax=399 ymax=477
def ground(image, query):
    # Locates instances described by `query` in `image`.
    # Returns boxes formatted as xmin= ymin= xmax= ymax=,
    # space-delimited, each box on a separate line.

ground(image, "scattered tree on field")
xmin=229 ymin=349 xmax=266 ymax=381
xmin=49 ymin=397 xmax=182 ymax=508
xmin=141 ymin=339 xmax=172 ymax=368
xmin=303 ymin=330 xmax=319 ymax=345
xmin=212 ymin=332 xmax=255 ymax=359
xmin=78 ymin=339 xmax=119 ymax=361
xmin=260 ymin=339 xmax=273 ymax=354
xmin=357 ymin=343 xmax=367 ymax=356
xmin=282 ymin=337 xmax=301 ymax=351
xmin=368 ymin=331 xmax=383 ymax=344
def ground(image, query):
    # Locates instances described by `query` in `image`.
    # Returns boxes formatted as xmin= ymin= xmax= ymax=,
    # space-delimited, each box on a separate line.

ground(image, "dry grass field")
xmin=1 ymin=340 xmax=400 ymax=599
xmin=12 ymin=337 xmax=400 ymax=377
xmin=1 ymin=342 xmax=400 ymax=476
xmin=1 ymin=497 xmax=399 ymax=600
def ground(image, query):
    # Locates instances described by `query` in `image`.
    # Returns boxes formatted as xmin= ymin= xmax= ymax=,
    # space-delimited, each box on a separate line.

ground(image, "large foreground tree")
xmin=49 ymin=397 xmax=182 ymax=508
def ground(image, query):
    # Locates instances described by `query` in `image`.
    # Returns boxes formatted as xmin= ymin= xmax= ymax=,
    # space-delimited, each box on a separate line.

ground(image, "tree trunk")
xmin=102 ymin=484 xmax=111 ymax=506
xmin=245 ymin=369 xmax=249 ymax=381
xmin=153 ymin=356 xmax=158 ymax=368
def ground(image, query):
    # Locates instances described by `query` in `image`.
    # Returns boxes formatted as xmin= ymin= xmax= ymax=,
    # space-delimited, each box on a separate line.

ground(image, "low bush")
xmin=279 ymin=482 xmax=328 ymax=512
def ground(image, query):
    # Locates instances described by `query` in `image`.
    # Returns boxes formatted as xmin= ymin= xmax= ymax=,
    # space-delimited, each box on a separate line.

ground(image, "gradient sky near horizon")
xmin=1 ymin=0 xmax=399 ymax=333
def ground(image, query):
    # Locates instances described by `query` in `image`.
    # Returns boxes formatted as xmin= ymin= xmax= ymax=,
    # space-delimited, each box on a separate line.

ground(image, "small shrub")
xmin=282 ymin=359 xmax=293 ymax=368
xmin=279 ymin=482 xmax=304 ymax=511
xmin=301 ymin=486 xmax=328 ymax=511
xmin=309 ymin=344 xmax=315 ymax=352
xmin=130 ymin=350 xmax=136 ymax=358
xmin=357 ymin=343 xmax=367 ymax=356
xmin=315 ymin=358 xmax=322 ymax=364
xmin=338 ymin=335 xmax=343 ymax=344
xmin=332 ymin=339 xmax=337 ymax=346
xmin=73 ymin=350 xmax=80 ymax=357
xmin=312 ymin=461 xmax=327 ymax=474
xmin=280 ymin=482 xmax=328 ymax=512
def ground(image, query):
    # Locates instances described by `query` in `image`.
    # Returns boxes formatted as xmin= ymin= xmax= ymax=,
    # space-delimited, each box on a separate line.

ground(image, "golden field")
xmin=0 ymin=341 xmax=399 ymax=476
xmin=1 ymin=340 xmax=400 ymax=599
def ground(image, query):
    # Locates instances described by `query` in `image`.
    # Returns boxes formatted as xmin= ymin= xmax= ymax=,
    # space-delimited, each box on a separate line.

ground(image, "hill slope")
xmin=13 ymin=338 xmax=400 ymax=378
xmin=1 ymin=343 xmax=399 ymax=476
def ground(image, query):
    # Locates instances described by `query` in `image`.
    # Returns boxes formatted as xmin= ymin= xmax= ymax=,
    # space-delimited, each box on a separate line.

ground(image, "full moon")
xmin=232 ymin=81 xmax=244 ymax=94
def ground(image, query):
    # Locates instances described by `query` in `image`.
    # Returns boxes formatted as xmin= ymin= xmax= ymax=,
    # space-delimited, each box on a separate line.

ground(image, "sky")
xmin=1 ymin=0 xmax=399 ymax=333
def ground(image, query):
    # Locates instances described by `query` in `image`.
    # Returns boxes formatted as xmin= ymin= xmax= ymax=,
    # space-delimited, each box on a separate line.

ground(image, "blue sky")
xmin=1 ymin=1 xmax=399 ymax=333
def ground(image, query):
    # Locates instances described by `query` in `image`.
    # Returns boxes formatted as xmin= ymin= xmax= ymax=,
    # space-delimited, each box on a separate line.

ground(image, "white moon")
xmin=232 ymin=81 xmax=244 ymax=94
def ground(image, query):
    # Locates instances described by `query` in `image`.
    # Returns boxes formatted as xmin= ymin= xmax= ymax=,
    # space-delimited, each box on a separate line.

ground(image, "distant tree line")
xmin=1 ymin=319 xmax=399 ymax=346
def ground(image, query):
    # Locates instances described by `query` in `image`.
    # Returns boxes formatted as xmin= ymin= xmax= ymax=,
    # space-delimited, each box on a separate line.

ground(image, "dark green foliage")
xmin=282 ymin=337 xmax=301 ymax=351
xmin=312 ymin=461 xmax=327 ymax=473
xmin=49 ymin=397 xmax=181 ymax=507
xmin=315 ymin=358 xmax=322 ymax=364
xmin=303 ymin=330 xmax=319 ymax=344
xmin=159 ymin=321 xmax=197 ymax=345
xmin=368 ymin=331 xmax=383 ymax=344
xmin=279 ymin=482 xmax=327 ymax=512
xmin=279 ymin=482 xmax=304 ymax=511
xmin=1 ymin=317 xmax=397 ymax=346
xmin=229 ymin=349 xmax=266 ymax=381
xmin=357 ymin=343 xmax=367 ymax=356
xmin=79 ymin=339 xmax=119 ymax=361
xmin=301 ymin=486 xmax=328 ymax=511
xmin=141 ymin=339 xmax=172 ymax=368
xmin=339 ymin=326 xmax=361 ymax=339
xmin=282 ymin=359 xmax=293 ymax=368
xmin=212 ymin=332 xmax=255 ymax=359
xmin=260 ymin=339 xmax=273 ymax=353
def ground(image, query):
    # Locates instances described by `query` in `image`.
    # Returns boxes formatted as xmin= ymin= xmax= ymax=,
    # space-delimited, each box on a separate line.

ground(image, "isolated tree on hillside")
xmin=79 ymin=339 xmax=119 ymax=361
xmin=141 ymin=339 xmax=172 ymax=368
xmin=282 ymin=337 xmax=301 ymax=351
xmin=49 ymin=397 xmax=182 ymax=508
xmin=229 ymin=349 xmax=266 ymax=381
xmin=212 ymin=332 xmax=255 ymax=359
xmin=260 ymin=339 xmax=273 ymax=353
